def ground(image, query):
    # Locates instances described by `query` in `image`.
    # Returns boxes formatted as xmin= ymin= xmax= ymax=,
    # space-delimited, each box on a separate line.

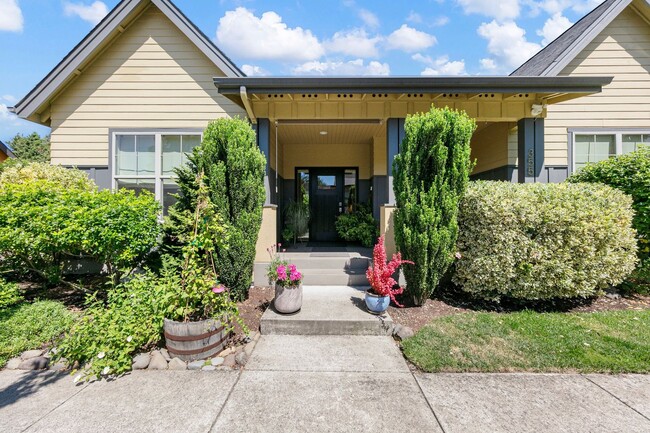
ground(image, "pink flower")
xmin=455 ymin=252 xmax=462 ymax=260
xmin=278 ymin=243 xmax=282 ymax=248
xmin=277 ymin=264 xmax=287 ymax=280
xmin=212 ymin=285 xmax=226 ymax=294
xmin=290 ymin=271 xmax=302 ymax=282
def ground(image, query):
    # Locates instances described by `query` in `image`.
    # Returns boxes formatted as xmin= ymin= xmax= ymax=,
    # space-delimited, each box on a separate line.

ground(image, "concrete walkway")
xmin=2 ymin=335 xmax=650 ymax=433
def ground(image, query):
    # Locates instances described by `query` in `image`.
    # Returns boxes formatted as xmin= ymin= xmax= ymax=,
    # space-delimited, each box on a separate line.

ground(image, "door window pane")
xmin=344 ymin=169 xmax=356 ymax=213
xmin=116 ymin=179 xmax=155 ymax=196
xmin=574 ymin=134 xmax=615 ymax=171
xmin=622 ymin=134 xmax=650 ymax=154
xmin=317 ymin=175 xmax=336 ymax=190
xmin=297 ymin=169 xmax=309 ymax=206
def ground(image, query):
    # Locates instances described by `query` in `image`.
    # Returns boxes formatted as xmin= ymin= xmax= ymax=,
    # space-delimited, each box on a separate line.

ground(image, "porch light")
xmin=320 ymin=131 xmax=328 ymax=135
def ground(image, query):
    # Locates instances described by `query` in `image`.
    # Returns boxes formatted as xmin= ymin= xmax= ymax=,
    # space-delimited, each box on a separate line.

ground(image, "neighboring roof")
xmin=512 ymin=0 xmax=637 ymax=76
xmin=0 ymin=140 xmax=15 ymax=158
xmin=12 ymin=0 xmax=244 ymax=123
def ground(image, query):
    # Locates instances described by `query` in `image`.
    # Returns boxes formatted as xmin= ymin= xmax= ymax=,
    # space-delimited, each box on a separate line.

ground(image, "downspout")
xmin=240 ymin=86 xmax=257 ymax=124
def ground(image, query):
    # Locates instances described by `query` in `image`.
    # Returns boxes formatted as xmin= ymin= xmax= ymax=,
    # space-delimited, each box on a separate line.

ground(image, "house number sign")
xmin=526 ymin=149 xmax=535 ymax=177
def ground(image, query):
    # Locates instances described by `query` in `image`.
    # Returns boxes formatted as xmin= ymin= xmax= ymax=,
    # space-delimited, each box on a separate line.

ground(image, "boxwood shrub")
xmin=453 ymin=181 xmax=638 ymax=301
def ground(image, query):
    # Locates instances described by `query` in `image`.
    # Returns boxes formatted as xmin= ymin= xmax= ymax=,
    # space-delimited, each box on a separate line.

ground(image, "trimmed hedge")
xmin=453 ymin=181 xmax=638 ymax=300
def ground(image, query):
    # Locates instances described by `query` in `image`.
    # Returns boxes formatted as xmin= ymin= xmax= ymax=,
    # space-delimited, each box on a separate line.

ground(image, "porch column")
xmin=386 ymin=118 xmax=405 ymax=204
xmin=517 ymin=118 xmax=545 ymax=183
xmin=256 ymin=118 xmax=272 ymax=205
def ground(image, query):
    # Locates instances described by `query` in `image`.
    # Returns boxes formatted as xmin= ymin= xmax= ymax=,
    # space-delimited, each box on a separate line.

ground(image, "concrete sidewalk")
xmin=2 ymin=335 xmax=650 ymax=433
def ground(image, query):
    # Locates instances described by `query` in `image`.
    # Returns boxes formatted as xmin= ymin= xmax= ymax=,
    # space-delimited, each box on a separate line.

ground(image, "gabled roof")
xmin=512 ymin=0 xmax=635 ymax=76
xmin=0 ymin=140 xmax=15 ymax=158
xmin=11 ymin=0 xmax=244 ymax=123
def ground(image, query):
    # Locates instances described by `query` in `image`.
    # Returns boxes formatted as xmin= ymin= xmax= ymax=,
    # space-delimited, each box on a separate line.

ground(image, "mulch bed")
xmin=234 ymin=286 xmax=274 ymax=339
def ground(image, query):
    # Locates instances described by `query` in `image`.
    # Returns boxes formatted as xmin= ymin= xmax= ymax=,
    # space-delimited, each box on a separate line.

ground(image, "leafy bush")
xmin=0 ymin=279 xmax=23 ymax=310
xmin=284 ymin=200 xmax=310 ymax=244
xmin=568 ymin=147 xmax=650 ymax=291
xmin=0 ymin=172 xmax=160 ymax=285
xmin=393 ymin=107 xmax=475 ymax=305
xmin=335 ymin=204 xmax=378 ymax=247
xmin=454 ymin=181 xmax=638 ymax=301
xmin=0 ymin=300 xmax=75 ymax=368
xmin=0 ymin=161 xmax=95 ymax=191
xmin=169 ymin=118 xmax=266 ymax=300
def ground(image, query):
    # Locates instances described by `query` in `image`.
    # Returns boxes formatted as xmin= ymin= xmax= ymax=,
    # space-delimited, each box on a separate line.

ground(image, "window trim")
xmin=568 ymin=128 xmax=650 ymax=174
xmin=110 ymin=129 xmax=203 ymax=203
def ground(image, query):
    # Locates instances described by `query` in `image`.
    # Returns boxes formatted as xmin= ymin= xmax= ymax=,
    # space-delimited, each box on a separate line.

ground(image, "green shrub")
xmin=169 ymin=118 xmax=266 ymax=300
xmin=568 ymin=147 xmax=650 ymax=291
xmin=335 ymin=204 xmax=378 ymax=247
xmin=7 ymin=132 xmax=50 ymax=163
xmin=393 ymin=107 xmax=475 ymax=305
xmin=0 ymin=161 xmax=95 ymax=191
xmin=454 ymin=181 xmax=638 ymax=301
xmin=0 ymin=300 xmax=75 ymax=368
xmin=284 ymin=200 xmax=310 ymax=244
xmin=0 ymin=279 xmax=23 ymax=310
xmin=0 ymin=174 xmax=161 ymax=285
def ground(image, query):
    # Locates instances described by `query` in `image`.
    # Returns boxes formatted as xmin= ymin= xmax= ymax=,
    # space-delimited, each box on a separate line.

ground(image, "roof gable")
xmin=12 ymin=0 xmax=244 ymax=123
xmin=512 ymin=0 xmax=637 ymax=76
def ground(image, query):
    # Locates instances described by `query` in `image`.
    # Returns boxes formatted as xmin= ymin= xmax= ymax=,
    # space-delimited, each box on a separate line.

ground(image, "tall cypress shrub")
xmin=393 ymin=107 xmax=475 ymax=305
xmin=170 ymin=118 xmax=266 ymax=300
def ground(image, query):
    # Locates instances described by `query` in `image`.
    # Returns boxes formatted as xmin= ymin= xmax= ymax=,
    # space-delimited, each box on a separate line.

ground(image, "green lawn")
xmin=402 ymin=310 xmax=650 ymax=373
xmin=0 ymin=301 xmax=75 ymax=368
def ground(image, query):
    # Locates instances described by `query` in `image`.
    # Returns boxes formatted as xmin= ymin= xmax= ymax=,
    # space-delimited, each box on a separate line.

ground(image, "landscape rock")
xmin=188 ymin=360 xmax=205 ymax=371
xmin=217 ymin=347 xmax=234 ymax=357
xmin=210 ymin=357 xmax=224 ymax=366
xmin=132 ymin=353 xmax=150 ymax=370
xmin=244 ymin=342 xmax=256 ymax=357
xmin=5 ymin=357 xmax=22 ymax=370
xmin=49 ymin=362 xmax=67 ymax=372
xmin=235 ymin=352 xmax=248 ymax=366
xmin=201 ymin=365 xmax=216 ymax=372
xmin=168 ymin=358 xmax=187 ymax=370
xmin=21 ymin=350 xmax=44 ymax=360
xmin=393 ymin=324 xmax=415 ymax=341
xmin=159 ymin=348 xmax=172 ymax=362
xmin=147 ymin=351 xmax=168 ymax=370
xmin=18 ymin=356 xmax=50 ymax=370
xmin=223 ymin=354 xmax=236 ymax=368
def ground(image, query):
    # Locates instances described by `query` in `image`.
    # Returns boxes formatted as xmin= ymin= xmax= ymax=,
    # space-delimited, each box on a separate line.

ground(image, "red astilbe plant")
xmin=366 ymin=235 xmax=414 ymax=307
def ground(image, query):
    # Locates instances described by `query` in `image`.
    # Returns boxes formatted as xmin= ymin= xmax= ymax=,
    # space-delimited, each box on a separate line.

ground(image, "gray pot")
xmin=274 ymin=284 xmax=303 ymax=314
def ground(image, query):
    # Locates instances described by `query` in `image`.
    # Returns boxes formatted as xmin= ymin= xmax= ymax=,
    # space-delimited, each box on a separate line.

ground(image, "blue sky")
xmin=0 ymin=0 xmax=603 ymax=142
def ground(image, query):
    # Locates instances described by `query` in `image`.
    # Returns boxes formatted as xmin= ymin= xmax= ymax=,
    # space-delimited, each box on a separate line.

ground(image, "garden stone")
xmin=5 ymin=357 xmax=22 ymax=369
xmin=159 ymin=348 xmax=172 ymax=362
xmin=244 ymin=342 xmax=256 ymax=356
xmin=132 ymin=353 xmax=150 ymax=370
xmin=168 ymin=358 xmax=187 ymax=370
xmin=201 ymin=365 xmax=216 ymax=371
xmin=218 ymin=347 xmax=234 ymax=357
xmin=147 ymin=351 xmax=168 ymax=370
xmin=211 ymin=357 xmax=224 ymax=366
xmin=50 ymin=361 xmax=67 ymax=372
xmin=223 ymin=354 xmax=236 ymax=368
xmin=18 ymin=356 xmax=50 ymax=370
xmin=188 ymin=360 xmax=204 ymax=371
xmin=21 ymin=349 xmax=44 ymax=360
xmin=393 ymin=324 xmax=415 ymax=341
xmin=235 ymin=352 xmax=248 ymax=366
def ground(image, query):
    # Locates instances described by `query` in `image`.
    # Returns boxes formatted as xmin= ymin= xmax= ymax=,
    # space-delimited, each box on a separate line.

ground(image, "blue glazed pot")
xmin=365 ymin=289 xmax=390 ymax=314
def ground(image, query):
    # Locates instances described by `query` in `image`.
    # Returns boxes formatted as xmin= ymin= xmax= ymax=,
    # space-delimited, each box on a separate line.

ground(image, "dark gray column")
xmin=386 ymin=118 xmax=405 ymax=204
xmin=256 ymin=118 xmax=272 ymax=205
xmin=517 ymin=118 xmax=545 ymax=183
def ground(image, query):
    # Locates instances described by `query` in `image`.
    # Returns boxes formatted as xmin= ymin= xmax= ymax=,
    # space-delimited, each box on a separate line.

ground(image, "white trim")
xmin=569 ymin=128 xmax=650 ymax=173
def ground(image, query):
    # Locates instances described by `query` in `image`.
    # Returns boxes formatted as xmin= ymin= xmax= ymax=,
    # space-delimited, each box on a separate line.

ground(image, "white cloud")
xmin=0 ymin=0 xmax=23 ymax=32
xmin=406 ymin=11 xmax=422 ymax=24
xmin=457 ymin=0 xmax=520 ymax=21
xmin=292 ymin=59 xmax=390 ymax=76
xmin=1 ymin=95 xmax=17 ymax=104
xmin=432 ymin=16 xmax=450 ymax=27
xmin=358 ymin=8 xmax=379 ymax=28
xmin=413 ymin=54 xmax=466 ymax=76
xmin=324 ymin=29 xmax=381 ymax=58
xmin=241 ymin=64 xmax=269 ymax=76
xmin=64 ymin=1 xmax=108 ymax=25
xmin=386 ymin=24 xmax=436 ymax=52
xmin=538 ymin=13 xmax=572 ymax=45
xmin=531 ymin=0 xmax=601 ymax=15
xmin=477 ymin=20 xmax=541 ymax=71
xmin=479 ymin=58 xmax=497 ymax=71
xmin=216 ymin=8 xmax=323 ymax=62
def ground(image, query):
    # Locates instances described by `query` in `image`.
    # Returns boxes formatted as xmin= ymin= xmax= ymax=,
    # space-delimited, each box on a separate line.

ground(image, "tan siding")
xmin=545 ymin=6 xmax=650 ymax=167
xmin=50 ymin=5 xmax=244 ymax=166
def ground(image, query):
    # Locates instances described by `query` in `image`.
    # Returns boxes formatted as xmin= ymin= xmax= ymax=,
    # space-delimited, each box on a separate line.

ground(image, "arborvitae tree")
xmin=168 ymin=118 xmax=266 ymax=300
xmin=9 ymin=132 xmax=50 ymax=162
xmin=393 ymin=107 xmax=475 ymax=306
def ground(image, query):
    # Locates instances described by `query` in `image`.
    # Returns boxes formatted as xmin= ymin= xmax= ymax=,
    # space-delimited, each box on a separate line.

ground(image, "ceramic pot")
xmin=365 ymin=289 xmax=390 ymax=314
xmin=274 ymin=283 xmax=303 ymax=314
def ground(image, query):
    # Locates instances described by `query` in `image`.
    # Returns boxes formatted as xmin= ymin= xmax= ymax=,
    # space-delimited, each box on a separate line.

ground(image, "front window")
xmin=113 ymin=132 xmax=201 ymax=213
xmin=572 ymin=131 xmax=649 ymax=172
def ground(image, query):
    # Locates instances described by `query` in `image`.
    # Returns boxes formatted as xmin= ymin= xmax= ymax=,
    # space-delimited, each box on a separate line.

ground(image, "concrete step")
xmin=280 ymin=256 xmax=370 ymax=271
xmin=301 ymin=269 xmax=369 ymax=286
xmin=260 ymin=286 xmax=393 ymax=336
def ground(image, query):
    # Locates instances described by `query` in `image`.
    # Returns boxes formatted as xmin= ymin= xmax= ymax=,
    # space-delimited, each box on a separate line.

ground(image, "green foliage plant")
xmin=335 ymin=203 xmax=379 ymax=247
xmin=0 ymin=279 xmax=23 ymax=310
xmin=284 ymin=200 xmax=310 ymax=244
xmin=568 ymin=147 xmax=650 ymax=292
xmin=393 ymin=107 xmax=475 ymax=306
xmin=8 ymin=132 xmax=50 ymax=162
xmin=169 ymin=118 xmax=266 ymax=300
xmin=454 ymin=181 xmax=638 ymax=301
xmin=0 ymin=161 xmax=95 ymax=191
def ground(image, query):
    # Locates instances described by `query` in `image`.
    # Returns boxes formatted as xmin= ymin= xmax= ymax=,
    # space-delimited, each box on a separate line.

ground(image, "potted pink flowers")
xmin=270 ymin=262 xmax=303 ymax=314
xmin=365 ymin=235 xmax=413 ymax=314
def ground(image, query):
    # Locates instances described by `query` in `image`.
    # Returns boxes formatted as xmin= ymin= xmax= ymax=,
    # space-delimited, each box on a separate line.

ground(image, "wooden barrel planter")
xmin=163 ymin=318 xmax=228 ymax=361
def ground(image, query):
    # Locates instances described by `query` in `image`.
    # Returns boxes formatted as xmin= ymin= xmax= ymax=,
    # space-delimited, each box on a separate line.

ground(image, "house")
xmin=0 ymin=140 xmax=15 ymax=162
xmin=10 ymin=0 xmax=613 ymax=285
xmin=512 ymin=0 xmax=650 ymax=175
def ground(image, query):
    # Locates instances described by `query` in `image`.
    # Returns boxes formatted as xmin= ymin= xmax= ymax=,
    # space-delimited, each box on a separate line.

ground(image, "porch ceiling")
xmin=277 ymin=121 xmax=383 ymax=145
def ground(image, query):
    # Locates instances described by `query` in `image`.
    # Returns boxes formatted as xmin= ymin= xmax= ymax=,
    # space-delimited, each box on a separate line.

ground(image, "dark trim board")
xmin=470 ymin=165 xmax=568 ymax=183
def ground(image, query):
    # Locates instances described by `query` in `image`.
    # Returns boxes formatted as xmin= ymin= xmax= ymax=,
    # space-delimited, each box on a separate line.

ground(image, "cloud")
xmin=1 ymin=95 xmax=17 ymax=104
xmin=324 ymin=29 xmax=381 ymax=58
xmin=241 ymin=64 xmax=269 ymax=76
xmin=413 ymin=54 xmax=466 ymax=76
xmin=479 ymin=58 xmax=497 ymax=71
xmin=386 ymin=24 xmax=437 ymax=52
xmin=0 ymin=0 xmax=23 ymax=32
xmin=358 ymin=8 xmax=379 ymax=28
xmin=406 ymin=11 xmax=422 ymax=24
xmin=292 ymin=59 xmax=390 ymax=76
xmin=538 ymin=13 xmax=572 ymax=45
xmin=432 ymin=16 xmax=450 ymax=27
xmin=63 ymin=1 xmax=109 ymax=25
xmin=530 ymin=0 xmax=601 ymax=15
xmin=477 ymin=20 xmax=541 ymax=71
xmin=216 ymin=8 xmax=324 ymax=61
xmin=457 ymin=0 xmax=520 ymax=21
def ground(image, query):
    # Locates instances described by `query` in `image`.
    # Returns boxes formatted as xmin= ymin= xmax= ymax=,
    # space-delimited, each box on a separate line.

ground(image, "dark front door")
xmin=310 ymin=169 xmax=344 ymax=242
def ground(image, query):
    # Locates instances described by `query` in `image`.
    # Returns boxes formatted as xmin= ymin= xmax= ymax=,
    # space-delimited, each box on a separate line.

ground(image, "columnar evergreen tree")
xmin=393 ymin=107 xmax=475 ymax=306
xmin=169 ymin=118 xmax=266 ymax=300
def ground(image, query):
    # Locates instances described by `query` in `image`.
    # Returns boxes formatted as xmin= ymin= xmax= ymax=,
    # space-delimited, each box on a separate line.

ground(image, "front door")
xmin=310 ymin=168 xmax=344 ymax=242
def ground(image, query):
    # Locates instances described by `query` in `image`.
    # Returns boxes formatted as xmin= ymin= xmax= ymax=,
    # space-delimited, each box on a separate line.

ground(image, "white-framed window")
xmin=571 ymin=130 xmax=650 ymax=172
xmin=112 ymin=131 xmax=202 ymax=212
